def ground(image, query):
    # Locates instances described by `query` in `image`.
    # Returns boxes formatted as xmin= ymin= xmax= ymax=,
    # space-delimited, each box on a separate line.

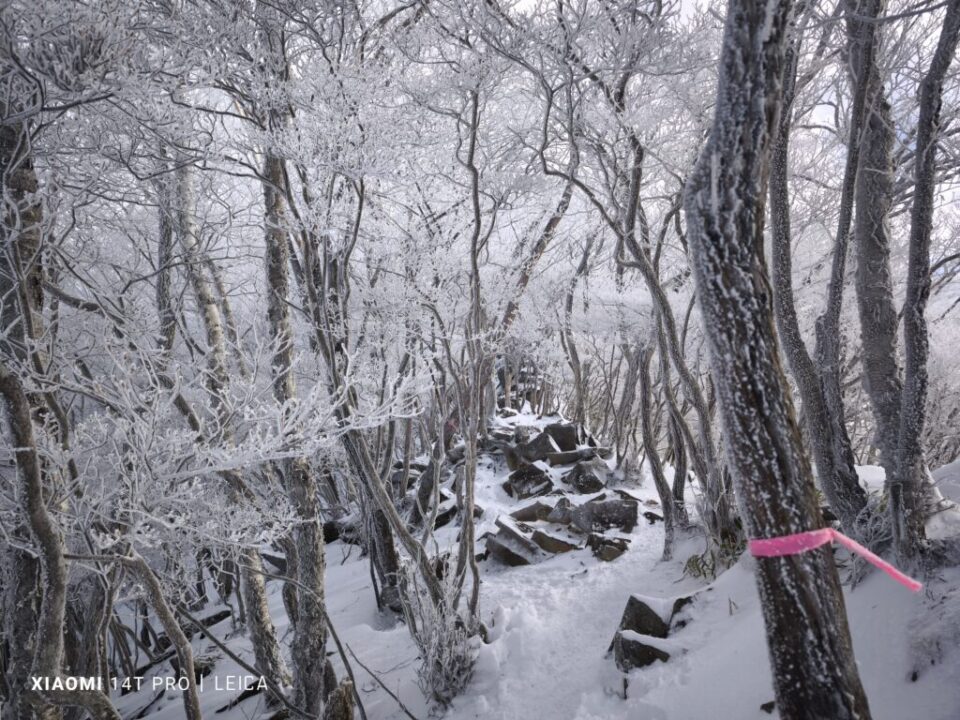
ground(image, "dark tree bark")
xmin=638 ymin=346 xmax=675 ymax=560
xmin=683 ymin=0 xmax=872 ymax=716
xmin=264 ymin=152 xmax=330 ymax=715
xmin=769 ymin=12 xmax=868 ymax=533
xmin=895 ymin=0 xmax=960 ymax=560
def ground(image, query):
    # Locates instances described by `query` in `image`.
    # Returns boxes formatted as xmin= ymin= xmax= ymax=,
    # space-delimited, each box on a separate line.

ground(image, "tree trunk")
xmin=895 ymin=0 xmax=960 ymax=560
xmin=849 ymin=0 xmax=905 ymax=539
xmin=177 ymin=163 xmax=288 ymax=689
xmin=769 ymin=18 xmax=868 ymax=532
xmin=263 ymin=152 xmax=331 ymax=714
xmin=683 ymin=0 xmax=872 ymax=715
xmin=638 ymin=346 xmax=675 ymax=560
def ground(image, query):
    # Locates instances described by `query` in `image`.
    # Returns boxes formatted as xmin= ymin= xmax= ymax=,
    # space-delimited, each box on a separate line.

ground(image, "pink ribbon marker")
xmin=749 ymin=527 xmax=922 ymax=593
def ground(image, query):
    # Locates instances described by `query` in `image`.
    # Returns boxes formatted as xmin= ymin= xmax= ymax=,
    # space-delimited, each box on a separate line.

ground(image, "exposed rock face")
xmin=571 ymin=498 xmax=638 ymax=533
xmin=543 ymin=422 xmax=580 ymax=452
xmin=562 ymin=457 xmax=609 ymax=494
xmin=502 ymin=464 xmax=553 ymax=499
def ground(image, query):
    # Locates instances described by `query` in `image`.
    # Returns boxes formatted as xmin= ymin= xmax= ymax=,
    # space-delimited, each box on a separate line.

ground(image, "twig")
xmin=344 ymin=644 xmax=421 ymax=720
xmin=174 ymin=604 xmax=311 ymax=720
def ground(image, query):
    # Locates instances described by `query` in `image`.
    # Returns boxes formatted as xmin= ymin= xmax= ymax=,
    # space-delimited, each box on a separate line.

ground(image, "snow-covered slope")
xmin=114 ymin=429 xmax=960 ymax=719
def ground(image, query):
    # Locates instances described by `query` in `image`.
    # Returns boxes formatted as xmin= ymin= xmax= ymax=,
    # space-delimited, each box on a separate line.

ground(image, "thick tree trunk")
xmin=683 ymin=0 xmax=872 ymax=716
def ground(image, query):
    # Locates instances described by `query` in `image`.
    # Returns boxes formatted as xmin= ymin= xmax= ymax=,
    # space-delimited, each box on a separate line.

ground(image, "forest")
xmin=2 ymin=0 xmax=960 ymax=718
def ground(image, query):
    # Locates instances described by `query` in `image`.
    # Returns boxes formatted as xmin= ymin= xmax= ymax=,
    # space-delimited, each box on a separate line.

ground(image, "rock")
xmin=761 ymin=701 xmax=776 ymax=714
xmin=514 ymin=425 xmax=538 ymax=444
xmin=531 ymin=528 xmax=581 ymax=554
xmin=595 ymin=446 xmax=614 ymax=459
xmin=511 ymin=501 xmax=555 ymax=522
xmin=612 ymin=631 xmax=670 ymax=671
xmin=488 ymin=428 xmax=516 ymax=444
xmin=433 ymin=500 xmax=458 ymax=529
xmin=643 ymin=511 xmax=664 ymax=524
xmin=562 ymin=458 xmax=609 ymax=494
xmin=546 ymin=497 xmax=573 ymax=524
xmin=502 ymin=464 xmax=553 ymax=499
xmin=485 ymin=536 xmax=535 ymax=566
xmin=587 ymin=533 xmax=629 ymax=561
xmin=669 ymin=595 xmax=695 ymax=630
xmin=324 ymin=519 xmax=362 ymax=545
xmin=543 ymin=423 xmax=580 ymax=452
xmin=571 ymin=498 xmax=638 ymax=533
xmin=617 ymin=595 xmax=670 ymax=639
xmin=446 ymin=444 xmax=466 ymax=463
xmin=486 ymin=517 xmax=546 ymax=566
xmin=499 ymin=407 xmax=519 ymax=418
xmin=518 ymin=432 xmax=561 ymax=462
xmin=545 ymin=448 xmax=597 ymax=466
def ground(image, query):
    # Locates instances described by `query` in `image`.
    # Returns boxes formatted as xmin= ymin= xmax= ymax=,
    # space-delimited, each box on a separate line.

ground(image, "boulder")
xmin=546 ymin=497 xmax=573 ymax=524
xmin=518 ymin=432 xmax=562 ymax=463
xmin=643 ymin=511 xmax=664 ymax=524
xmin=531 ymin=528 xmax=581 ymax=554
xmin=545 ymin=448 xmax=597 ymax=466
xmin=446 ymin=444 xmax=466 ymax=464
xmin=617 ymin=595 xmax=670 ymax=638
xmin=485 ymin=536 xmax=535 ymax=566
xmin=562 ymin=458 xmax=609 ymax=494
xmin=502 ymin=464 xmax=553 ymax=499
xmin=571 ymin=498 xmax=638 ymax=533
xmin=433 ymin=500 xmax=458 ymax=529
xmin=587 ymin=533 xmax=629 ymax=561
xmin=543 ymin=423 xmax=581 ymax=452
xmin=612 ymin=631 xmax=670 ymax=671
xmin=486 ymin=516 xmax=546 ymax=566
xmin=510 ymin=501 xmax=555 ymax=522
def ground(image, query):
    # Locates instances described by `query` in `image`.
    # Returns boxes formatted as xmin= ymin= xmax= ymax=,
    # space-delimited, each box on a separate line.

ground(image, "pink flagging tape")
xmin=748 ymin=527 xmax=922 ymax=593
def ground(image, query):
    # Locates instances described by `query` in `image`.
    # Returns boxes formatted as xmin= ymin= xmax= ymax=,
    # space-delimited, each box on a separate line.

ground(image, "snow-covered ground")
xmin=114 ymin=419 xmax=960 ymax=720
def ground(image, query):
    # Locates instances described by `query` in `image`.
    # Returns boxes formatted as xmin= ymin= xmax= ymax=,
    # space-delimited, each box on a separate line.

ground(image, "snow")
xmin=114 ymin=442 xmax=960 ymax=720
